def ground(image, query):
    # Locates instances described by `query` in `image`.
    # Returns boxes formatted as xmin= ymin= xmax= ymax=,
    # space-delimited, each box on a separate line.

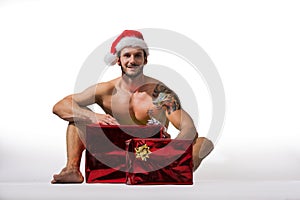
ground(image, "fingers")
xmin=100 ymin=114 xmax=120 ymax=125
xmin=108 ymin=116 xmax=120 ymax=125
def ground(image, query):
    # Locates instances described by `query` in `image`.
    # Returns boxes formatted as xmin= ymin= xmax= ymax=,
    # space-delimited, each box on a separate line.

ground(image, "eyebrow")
xmin=122 ymin=51 xmax=143 ymax=55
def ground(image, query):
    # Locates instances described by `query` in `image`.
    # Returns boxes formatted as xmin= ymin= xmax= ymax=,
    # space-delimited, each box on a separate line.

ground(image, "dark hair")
xmin=117 ymin=48 xmax=148 ymax=58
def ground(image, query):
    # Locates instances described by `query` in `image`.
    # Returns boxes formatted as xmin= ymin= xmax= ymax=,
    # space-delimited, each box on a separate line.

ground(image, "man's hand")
xmin=90 ymin=113 xmax=120 ymax=125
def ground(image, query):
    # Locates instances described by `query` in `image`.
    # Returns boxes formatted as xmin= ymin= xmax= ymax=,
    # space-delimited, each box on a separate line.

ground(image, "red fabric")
xmin=126 ymin=138 xmax=193 ymax=185
xmin=110 ymin=30 xmax=144 ymax=54
xmin=85 ymin=124 xmax=164 ymax=183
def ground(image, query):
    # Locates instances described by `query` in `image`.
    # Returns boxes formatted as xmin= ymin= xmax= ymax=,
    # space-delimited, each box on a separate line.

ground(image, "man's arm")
xmin=52 ymin=83 xmax=118 ymax=125
xmin=167 ymin=109 xmax=198 ymax=140
xmin=152 ymin=83 xmax=198 ymax=140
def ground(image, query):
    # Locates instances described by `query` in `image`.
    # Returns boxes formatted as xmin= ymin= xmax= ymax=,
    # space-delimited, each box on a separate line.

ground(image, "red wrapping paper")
xmin=126 ymin=138 xmax=193 ymax=185
xmin=85 ymin=124 xmax=164 ymax=183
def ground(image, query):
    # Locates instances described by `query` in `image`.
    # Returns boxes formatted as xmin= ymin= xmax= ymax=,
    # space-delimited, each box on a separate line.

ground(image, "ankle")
xmin=65 ymin=164 xmax=80 ymax=171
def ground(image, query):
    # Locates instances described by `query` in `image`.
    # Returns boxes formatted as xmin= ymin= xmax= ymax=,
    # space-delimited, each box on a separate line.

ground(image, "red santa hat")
xmin=104 ymin=30 xmax=149 ymax=66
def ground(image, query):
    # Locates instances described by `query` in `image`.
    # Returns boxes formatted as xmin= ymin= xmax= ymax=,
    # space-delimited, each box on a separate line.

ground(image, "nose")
xmin=129 ymin=55 xmax=136 ymax=64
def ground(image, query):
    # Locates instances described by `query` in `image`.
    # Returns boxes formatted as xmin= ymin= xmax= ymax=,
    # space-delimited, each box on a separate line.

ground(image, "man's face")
xmin=117 ymin=47 xmax=147 ymax=78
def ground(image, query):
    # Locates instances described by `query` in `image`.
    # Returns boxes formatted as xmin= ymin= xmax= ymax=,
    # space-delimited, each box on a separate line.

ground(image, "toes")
xmin=50 ymin=170 xmax=84 ymax=184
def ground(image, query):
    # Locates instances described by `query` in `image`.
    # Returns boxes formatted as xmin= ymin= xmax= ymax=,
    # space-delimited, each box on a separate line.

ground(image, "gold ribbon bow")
xmin=135 ymin=144 xmax=151 ymax=161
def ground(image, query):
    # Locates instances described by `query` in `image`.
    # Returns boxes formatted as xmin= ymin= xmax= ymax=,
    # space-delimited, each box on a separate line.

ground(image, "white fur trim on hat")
xmin=104 ymin=53 xmax=118 ymax=66
xmin=115 ymin=37 xmax=149 ymax=56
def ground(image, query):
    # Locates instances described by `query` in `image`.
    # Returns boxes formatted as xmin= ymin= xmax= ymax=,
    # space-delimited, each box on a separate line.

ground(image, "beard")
xmin=120 ymin=64 xmax=144 ymax=78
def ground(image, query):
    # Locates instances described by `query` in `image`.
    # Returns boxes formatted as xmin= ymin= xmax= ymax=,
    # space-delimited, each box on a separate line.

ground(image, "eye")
xmin=135 ymin=53 xmax=143 ymax=58
xmin=123 ymin=53 xmax=131 ymax=58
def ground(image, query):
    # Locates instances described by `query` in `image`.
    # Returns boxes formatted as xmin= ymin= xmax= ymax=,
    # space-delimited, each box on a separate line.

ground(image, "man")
xmin=51 ymin=30 xmax=214 ymax=184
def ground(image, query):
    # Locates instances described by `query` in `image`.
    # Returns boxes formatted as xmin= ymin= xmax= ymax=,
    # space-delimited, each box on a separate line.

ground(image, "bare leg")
xmin=51 ymin=122 xmax=85 ymax=184
xmin=192 ymin=137 xmax=214 ymax=172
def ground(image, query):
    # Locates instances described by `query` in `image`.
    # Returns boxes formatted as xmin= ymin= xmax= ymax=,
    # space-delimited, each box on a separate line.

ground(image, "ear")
xmin=117 ymin=57 xmax=121 ymax=66
xmin=144 ymin=56 xmax=148 ymax=65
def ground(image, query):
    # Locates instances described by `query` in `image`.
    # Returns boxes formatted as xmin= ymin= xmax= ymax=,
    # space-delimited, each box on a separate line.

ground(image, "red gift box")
xmin=85 ymin=124 xmax=164 ymax=183
xmin=126 ymin=138 xmax=193 ymax=185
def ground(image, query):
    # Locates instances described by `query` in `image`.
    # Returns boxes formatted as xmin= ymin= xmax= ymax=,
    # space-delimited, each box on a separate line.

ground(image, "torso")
xmin=96 ymin=77 xmax=168 ymax=126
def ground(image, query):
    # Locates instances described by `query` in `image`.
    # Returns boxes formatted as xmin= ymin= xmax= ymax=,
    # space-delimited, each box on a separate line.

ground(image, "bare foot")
xmin=193 ymin=137 xmax=214 ymax=171
xmin=51 ymin=167 xmax=84 ymax=184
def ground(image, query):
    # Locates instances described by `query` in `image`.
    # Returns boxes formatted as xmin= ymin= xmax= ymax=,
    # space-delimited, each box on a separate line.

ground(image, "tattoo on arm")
xmin=152 ymin=83 xmax=181 ymax=115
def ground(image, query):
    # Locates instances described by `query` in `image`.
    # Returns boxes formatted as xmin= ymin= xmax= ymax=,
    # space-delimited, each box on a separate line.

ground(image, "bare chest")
xmin=102 ymin=90 xmax=161 ymax=125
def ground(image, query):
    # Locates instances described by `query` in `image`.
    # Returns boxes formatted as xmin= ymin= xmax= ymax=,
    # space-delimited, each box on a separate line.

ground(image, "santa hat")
xmin=104 ymin=30 xmax=149 ymax=66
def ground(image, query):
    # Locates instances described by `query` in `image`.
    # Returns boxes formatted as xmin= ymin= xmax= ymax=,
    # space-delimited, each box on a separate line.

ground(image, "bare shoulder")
xmin=95 ymin=77 xmax=120 ymax=95
xmin=139 ymin=76 xmax=160 ymax=90
xmin=146 ymin=78 xmax=174 ymax=96
xmin=144 ymin=76 xmax=160 ymax=85
xmin=147 ymin=78 xmax=181 ymax=115
xmin=141 ymin=76 xmax=177 ymax=97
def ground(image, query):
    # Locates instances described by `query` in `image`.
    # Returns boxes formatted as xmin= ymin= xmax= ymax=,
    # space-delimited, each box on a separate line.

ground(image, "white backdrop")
xmin=0 ymin=0 xmax=299 ymax=183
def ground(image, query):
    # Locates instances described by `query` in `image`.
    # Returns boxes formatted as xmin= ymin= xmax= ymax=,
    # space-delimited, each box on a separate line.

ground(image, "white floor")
xmin=1 ymin=181 xmax=299 ymax=200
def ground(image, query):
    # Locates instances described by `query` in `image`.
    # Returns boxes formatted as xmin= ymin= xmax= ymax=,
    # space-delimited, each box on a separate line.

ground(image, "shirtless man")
xmin=51 ymin=30 xmax=214 ymax=183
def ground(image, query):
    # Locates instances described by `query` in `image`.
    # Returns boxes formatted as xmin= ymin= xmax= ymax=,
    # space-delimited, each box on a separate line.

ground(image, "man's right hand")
xmin=90 ymin=113 xmax=120 ymax=125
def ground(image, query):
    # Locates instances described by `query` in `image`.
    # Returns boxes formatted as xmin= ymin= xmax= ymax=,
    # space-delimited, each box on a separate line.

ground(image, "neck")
xmin=119 ymin=73 xmax=146 ymax=93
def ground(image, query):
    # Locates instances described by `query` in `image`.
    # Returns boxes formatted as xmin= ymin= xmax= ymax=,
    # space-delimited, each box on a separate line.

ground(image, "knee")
xmin=196 ymin=137 xmax=214 ymax=159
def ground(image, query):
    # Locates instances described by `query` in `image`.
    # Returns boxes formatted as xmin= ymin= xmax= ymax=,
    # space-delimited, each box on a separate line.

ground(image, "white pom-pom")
xmin=104 ymin=53 xmax=117 ymax=66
